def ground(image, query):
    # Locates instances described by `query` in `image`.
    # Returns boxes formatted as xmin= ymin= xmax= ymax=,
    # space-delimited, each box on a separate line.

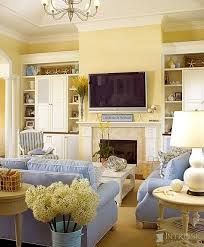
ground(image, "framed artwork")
xmin=73 ymin=95 xmax=79 ymax=103
xmin=175 ymin=92 xmax=182 ymax=101
xmin=26 ymin=120 xmax=35 ymax=129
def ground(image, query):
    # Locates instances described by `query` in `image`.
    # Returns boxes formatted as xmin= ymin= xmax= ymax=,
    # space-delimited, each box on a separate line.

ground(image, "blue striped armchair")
xmin=18 ymin=130 xmax=58 ymax=159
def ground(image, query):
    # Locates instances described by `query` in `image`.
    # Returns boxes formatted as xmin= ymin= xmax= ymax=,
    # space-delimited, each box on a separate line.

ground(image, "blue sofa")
xmin=135 ymin=152 xmax=204 ymax=228
xmin=0 ymin=159 xmax=119 ymax=247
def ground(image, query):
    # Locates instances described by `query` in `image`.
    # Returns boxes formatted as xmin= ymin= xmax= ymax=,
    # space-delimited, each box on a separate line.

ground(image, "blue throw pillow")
xmin=0 ymin=158 xmax=30 ymax=170
xmin=164 ymin=152 xmax=191 ymax=180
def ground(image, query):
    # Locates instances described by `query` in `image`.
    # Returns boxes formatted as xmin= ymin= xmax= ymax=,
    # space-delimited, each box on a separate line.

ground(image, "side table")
xmin=0 ymin=183 xmax=31 ymax=247
xmin=153 ymin=186 xmax=204 ymax=247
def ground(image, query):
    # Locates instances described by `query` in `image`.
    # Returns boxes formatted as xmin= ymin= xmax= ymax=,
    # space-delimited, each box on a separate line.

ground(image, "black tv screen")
xmin=89 ymin=72 xmax=147 ymax=111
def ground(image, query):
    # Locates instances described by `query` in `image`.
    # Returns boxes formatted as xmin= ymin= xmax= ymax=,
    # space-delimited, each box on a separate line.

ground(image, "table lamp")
xmin=170 ymin=111 xmax=204 ymax=196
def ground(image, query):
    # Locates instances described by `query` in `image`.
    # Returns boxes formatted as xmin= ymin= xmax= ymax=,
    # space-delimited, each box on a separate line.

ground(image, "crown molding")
xmin=163 ymin=20 xmax=204 ymax=32
xmin=27 ymin=32 xmax=79 ymax=44
xmin=76 ymin=14 xmax=164 ymax=32
xmin=0 ymin=24 xmax=27 ymax=43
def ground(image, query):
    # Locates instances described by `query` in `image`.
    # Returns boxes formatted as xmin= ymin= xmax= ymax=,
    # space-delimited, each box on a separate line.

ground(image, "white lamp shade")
xmin=170 ymin=111 xmax=204 ymax=148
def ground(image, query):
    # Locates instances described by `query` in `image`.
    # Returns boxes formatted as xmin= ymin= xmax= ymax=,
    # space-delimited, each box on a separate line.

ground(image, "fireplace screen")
xmin=100 ymin=139 xmax=137 ymax=164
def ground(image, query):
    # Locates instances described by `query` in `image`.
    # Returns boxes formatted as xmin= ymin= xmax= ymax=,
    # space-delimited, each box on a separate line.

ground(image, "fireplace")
xmin=100 ymin=139 xmax=137 ymax=164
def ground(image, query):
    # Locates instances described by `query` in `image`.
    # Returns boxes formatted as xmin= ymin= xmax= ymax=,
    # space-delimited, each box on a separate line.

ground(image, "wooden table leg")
xmin=15 ymin=214 xmax=22 ymax=247
xmin=182 ymin=211 xmax=189 ymax=246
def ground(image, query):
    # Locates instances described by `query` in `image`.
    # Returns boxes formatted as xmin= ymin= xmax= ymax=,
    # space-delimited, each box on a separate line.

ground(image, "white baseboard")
xmin=0 ymin=128 xmax=5 ymax=156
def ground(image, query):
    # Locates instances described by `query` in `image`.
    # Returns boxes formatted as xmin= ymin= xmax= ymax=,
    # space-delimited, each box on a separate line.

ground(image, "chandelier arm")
xmin=44 ymin=5 xmax=66 ymax=16
xmin=75 ymin=11 xmax=88 ymax=21
xmin=52 ymin=11 xmax=68 ymax=20
xmin=74 ymin=6 xmax=97 ymax=17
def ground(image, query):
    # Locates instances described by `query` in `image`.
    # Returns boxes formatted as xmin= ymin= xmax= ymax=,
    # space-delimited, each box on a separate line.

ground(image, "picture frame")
xmin=25 ymin=120 xmax=35 ymax=129
xmin=175 ymin=92 xmax=182 ymax=101
xmin=73 ymin=95 xmax=79 ymax=103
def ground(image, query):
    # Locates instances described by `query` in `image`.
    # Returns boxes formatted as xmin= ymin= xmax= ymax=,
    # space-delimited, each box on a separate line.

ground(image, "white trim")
xmin=0 ymin=24 xmax=27 ymax=43
xmin=21 ymin=51 xmax=79 ymax=65
xmin=163 ymin=41 xmax=204 ymax=55
xmin=164 ymin=20 xmax=204 ymax=32
xmin=76 ymin=15 xmax=163 ymax=32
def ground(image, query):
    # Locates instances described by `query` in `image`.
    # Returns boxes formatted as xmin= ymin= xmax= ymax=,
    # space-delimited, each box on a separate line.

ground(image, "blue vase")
xmin=51 ymin=221 xmax=82 ymax=247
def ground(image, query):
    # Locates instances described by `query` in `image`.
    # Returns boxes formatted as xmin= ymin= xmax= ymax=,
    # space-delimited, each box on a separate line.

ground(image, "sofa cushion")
xmin=27 ymin=158 xmax=97 ymax=190
xmin=20 ymin=169 xmax=82 ymax=186
xmin=0 ymin=158 xmax=30 ymax=170
xmin=158 ymin=148 xmax=190 ymax=178
xmin=164 ymin=152 xmax=191 ymax=180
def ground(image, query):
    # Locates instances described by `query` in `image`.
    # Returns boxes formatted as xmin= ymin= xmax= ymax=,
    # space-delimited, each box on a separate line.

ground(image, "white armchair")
xmin=18 ymin=130 xmax=58 ymax=159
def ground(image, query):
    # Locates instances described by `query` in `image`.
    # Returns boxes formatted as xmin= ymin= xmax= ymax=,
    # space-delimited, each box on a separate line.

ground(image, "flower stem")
xmin=53 ymin=218 xmax=57 ymax=232
xmin=66 ymin=214 xmax=71 ymax=233
xmin=73 ymin=223 xmax=77 ymax=232
xmin=48 ymin=222 xmax=53 ymax=231
xmin=63 ymin=215 xmax=66 ymax=233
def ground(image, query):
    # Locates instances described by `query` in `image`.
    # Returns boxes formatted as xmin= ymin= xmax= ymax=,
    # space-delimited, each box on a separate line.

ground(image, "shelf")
xmin=69 ymin=102 xmax=79 ymax=105
xmin=164 ymin=84 xmax=182 ymax=87
xmin=24 ymin=103 xmax=35 ymax=106
xmin=69 ymin=117 xmax=79 ymax=120
xmin=24 ymin=117 xmax=35 ymax=119
xmin=165 ymin=117 xmax=173 ymax=119
xmin=69 ymin=88 xmax=77 ymax=91
xmin=165 ymin=101 xmax=182 ymax=103
xmin=23 ymin=76 xmax=35 ymax=79
xmin=164 ymin=68 xmax=182 ymax=71
xmin=24 ymin=89 xmax=35 ymax=92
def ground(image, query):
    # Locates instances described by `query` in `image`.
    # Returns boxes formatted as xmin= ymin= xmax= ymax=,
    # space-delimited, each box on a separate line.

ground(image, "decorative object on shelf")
xmin=93 ymin=121 xmax=114 ymax=165
xmin=0 ymin=168 xmax=21 ymax=192
xmin=174 ymin=92 xmax=182 ymax=101
xmin=73 ymin=76 xmax=88 ymax=121
xmin=175 ymin=62 xmax=181 ymax=68
xmin=73 ymin=95 xmax=79 ymax=103
xmin=25 ymin=180 xmax=99 ymax=247
xmin=25 ymin=107 xmax=35 ymax=117
xmin=171 ymin=111 xmax=204 ymax=196
xmin=24 ymin=93 xmax=30 ymax=103
xmin=26 ymin=65 xmax=39 ymax=76
xmin=106 ymin=156 xmax=127 ymax=172
xmin=167 ymin=94 xmax=175 ymax=101
xmin=164 ymin=72 xmax=169 ymax=85
xmin=40 ymin=64 xmax=76 ymax=75
xmin=147 ymin=105 xmax=157 ymax=113
xmin=70 ymin=124 xmax=79 ymax=133
xmin=184 ymin=53 xmax=204 ymax=67
xmin=25 ymin=120 xmax=35 ymax=129
xmin=167 ymin=57 xmax=175 ymax=68
xmin=29 ymin=81 xmax=35 ymax=90
xmin=41 ymin=0 xmax=100 ymax=22
xmin=72 ymin=111 xmax=79 ymax=118
xmin=27 ymin=98 xmax=35 ymax=104
xmin=170 ymin=179 xmax=184 ymax=192
xmin=101 ymin=114 xmax=134 ymax=122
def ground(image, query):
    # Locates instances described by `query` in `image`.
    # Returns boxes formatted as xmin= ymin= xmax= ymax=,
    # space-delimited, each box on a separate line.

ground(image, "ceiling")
xmin=0 ymin=0 xmax=204 ymax=43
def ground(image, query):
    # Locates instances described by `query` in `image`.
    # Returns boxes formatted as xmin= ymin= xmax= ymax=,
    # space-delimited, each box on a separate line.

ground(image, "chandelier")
xmin=41 ymin=0 xmax=100 ymax=22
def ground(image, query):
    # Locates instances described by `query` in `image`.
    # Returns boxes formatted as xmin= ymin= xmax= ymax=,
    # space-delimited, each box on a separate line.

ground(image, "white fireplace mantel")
xmin=78 ymin=121 xmax=161 ymax=164
xmin=77 ymin=121 xmax=161 ymax=128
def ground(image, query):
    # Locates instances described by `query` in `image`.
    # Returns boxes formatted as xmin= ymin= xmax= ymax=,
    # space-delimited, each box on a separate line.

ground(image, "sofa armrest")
xmin=147 ymin=178 xmax=172 ymax=194
xmin=97 ymin=181 xmax=119 ymax=209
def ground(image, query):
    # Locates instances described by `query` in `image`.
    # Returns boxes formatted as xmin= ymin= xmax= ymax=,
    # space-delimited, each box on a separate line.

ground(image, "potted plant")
xmin=73 ymin=76 xmax=88 ymax=121
xmin=93 ymin=121 xmax=114 ymax=164
xmin=25 ymin=179 xmax=99 ymax=247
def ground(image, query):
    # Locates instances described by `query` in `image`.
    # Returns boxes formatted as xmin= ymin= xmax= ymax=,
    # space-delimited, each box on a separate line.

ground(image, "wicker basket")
xmin=0 ymin=169 xmax=22 ymax=192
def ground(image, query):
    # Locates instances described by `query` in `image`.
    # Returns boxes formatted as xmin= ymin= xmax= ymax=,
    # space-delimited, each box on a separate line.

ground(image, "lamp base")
xmin=187 ymin=190 xmax=204 ymax=196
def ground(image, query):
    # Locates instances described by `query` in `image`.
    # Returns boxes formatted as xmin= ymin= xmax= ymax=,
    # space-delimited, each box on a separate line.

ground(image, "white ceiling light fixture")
xmin=41 ymin=0 xmax=100 ymax=22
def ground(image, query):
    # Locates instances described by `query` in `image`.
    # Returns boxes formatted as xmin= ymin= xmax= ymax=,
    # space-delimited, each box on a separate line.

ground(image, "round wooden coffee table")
xmin=153 ymin=186 xmax=204 ymax=247
xmin=0 ymin=183 xmax=31 ymax=247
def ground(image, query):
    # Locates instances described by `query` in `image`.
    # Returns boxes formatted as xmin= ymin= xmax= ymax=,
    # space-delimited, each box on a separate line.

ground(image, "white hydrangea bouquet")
xmin=25 ymin=179 xmax=99 ymax=233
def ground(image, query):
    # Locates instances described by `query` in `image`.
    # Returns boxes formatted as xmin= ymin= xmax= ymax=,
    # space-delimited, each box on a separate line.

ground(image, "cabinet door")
xmin=36 ymin=77 xmax=51 ymax=131
xmin=51 ymin=76 xmax=68 ymax=132
xmin=64 ymin=135 xmax=79 ymax=160
xmin=183 ymin=70 xmax=204 ymax=111
xmin=44 ymin=134 xmax=64 ymax=159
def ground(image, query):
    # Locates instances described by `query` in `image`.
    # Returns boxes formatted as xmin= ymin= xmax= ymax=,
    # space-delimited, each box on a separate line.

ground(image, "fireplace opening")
xmin=100 ymin=139 xmax=137 ymax=164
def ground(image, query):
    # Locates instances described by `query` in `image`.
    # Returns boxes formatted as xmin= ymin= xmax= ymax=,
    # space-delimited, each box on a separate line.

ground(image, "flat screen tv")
xmin=89 ymin=72 xmax=147 ymax=112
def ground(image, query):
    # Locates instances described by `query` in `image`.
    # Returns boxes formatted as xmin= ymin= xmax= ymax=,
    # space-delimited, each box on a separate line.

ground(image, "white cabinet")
xmin=44 ymin=134 xmax=79 ymax=160
xmin=183 ymin=69 xmax=204 ymax=111
xmin=36 ymin=76 xmax=68 ymax=132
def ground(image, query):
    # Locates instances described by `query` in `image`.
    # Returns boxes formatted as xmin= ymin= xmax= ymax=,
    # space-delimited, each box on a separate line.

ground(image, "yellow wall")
xmin=26 ymin=40 xmax=79 ymax=54
xmin=0 ymin=79 xmax=5 ymax=129
xmin=79 ymin=25 xmax=163 ymax=121
xmin=163 ymin=29 xmax=204 ymax=43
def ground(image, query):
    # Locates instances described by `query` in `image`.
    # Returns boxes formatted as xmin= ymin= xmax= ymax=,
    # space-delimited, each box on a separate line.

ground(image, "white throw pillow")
xmin=92 ymin=162 xmax=105 ymax=188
